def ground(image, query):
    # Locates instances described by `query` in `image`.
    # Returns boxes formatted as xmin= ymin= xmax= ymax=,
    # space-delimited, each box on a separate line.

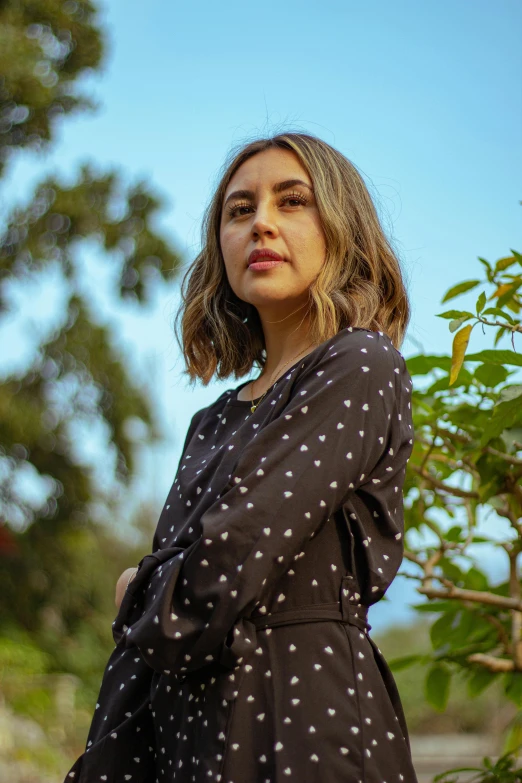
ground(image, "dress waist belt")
xmin=210 ymin=576 xmax=372 ymax=673
xmin=250 ymin=600 xmax=372 ymax=634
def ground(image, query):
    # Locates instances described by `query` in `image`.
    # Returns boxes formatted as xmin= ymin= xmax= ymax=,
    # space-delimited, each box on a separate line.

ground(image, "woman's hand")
xmin=115 ymin=566 xmax=138 ymax=610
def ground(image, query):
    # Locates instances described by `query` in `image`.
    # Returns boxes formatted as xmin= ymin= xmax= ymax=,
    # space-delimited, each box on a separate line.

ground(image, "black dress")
xmin=64 ymin=326 xmax=419 ymax=783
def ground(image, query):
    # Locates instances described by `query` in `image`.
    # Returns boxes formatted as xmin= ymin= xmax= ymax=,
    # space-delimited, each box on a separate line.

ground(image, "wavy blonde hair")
xmin=174 ymin=131 xmax=411 ymax=386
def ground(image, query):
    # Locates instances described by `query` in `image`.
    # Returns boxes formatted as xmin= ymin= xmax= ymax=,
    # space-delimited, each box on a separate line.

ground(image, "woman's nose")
xmin=251 ymin=203 xmax=278 ymax=236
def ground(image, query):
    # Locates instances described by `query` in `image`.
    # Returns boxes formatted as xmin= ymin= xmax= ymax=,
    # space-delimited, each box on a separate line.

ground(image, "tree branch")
xmin=476 ymin=318 xmax=522 ymax=334
xmin=508 ymin=550 xmax=522 ymax=669
xmin=416 ymin=585 xmax=522 ymax=612
xmin=486 ymin=445 xmax=522 ymax=466
xmin=466 ymin=653 xmax=516 ymax=672
xmin=409 ymin=464 xmax=479 ymax=499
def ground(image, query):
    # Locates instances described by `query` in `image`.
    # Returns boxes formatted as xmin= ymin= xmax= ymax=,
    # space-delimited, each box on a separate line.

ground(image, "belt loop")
xmin=341 ymin=575 xmax=371 ymax=634
xmin=340 ymin=574 xmax=358 ymax=621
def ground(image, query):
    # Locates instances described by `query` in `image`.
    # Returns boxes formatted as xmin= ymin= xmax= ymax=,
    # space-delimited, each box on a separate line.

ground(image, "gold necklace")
xmin=250 ymin=342 xmax=316 ymax=414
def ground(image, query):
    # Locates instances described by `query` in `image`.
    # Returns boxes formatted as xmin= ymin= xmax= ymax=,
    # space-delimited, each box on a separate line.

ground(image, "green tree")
xmin=394 ymin=245 xmax=522 ymax=776
xmin=0 ymin=0 xmax=102 ymax=177
xmin=0 ymin=1 xmax=182 ymax=774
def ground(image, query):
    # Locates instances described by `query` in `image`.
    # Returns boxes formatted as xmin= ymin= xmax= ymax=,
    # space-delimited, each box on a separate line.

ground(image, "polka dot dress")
xmin=64 ymin=327 xmax=419 ymax=783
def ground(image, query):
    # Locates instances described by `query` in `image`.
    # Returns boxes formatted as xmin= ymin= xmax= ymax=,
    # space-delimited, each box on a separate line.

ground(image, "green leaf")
xmin=474 ymin=363 xmax=509 ymax=388
xmin=405 ymin=354 xmax=452 ymax=376
xmin=494 ymin=255 xmax=517 ymax=272
xmin=481 ymin=307 xmax=516 ymax=324
xmin=467 ymin=667 xmax=498 ymax=698
xmin=435 ymin=310 xmax=475 ymax=320
xmin=504 ymin=671 xmax=522 ymax=707
xmin=481 ymin=396 xmax=522 ymax=447
xmin=465 ymin=350 xmax=522 ymax=367
xmin=445 ymin=609 xmax=478 ymax=648
xmin=498 ymin=281 xmax=522 ymax=309
xmin=439 ymin=559 xmax=465 ymax=584
xmin=463 ymin=567 xmax=489 ymax=592
xmin=430 ymin=610 xmax=459 ymax=651
xmin=441 ymin=280 xmax=481 ymax=303
xmin=445 ymin=526 xmax=462 ymax=543
xmin=494 ymin=326 xmax=509 ymax=347
xmin=387 ymin=654 xmax=425 ymax=671
xmin=476 ymin=290 xmax=487 ymax=314
xmin=430 ymin=368 xmax=475 ymax=391
xmin=425 ymin=665 xmax=451 ymax=710
xmin=475 ymin=449 xmax=510 ymax=502
xmin=478 ymin=256 xmax=493 ymax=280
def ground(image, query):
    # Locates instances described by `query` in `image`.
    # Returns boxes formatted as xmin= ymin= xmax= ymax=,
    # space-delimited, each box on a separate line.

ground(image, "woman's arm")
xmin=114 ymin=330 xmax=414 ymax=678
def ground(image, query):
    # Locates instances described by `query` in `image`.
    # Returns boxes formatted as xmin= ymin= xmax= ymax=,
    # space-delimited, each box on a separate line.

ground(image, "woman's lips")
xmin=248 ymin=248 xmax=284 ymax=266
xmin=248 ymin=258 xmax=285 ymax=270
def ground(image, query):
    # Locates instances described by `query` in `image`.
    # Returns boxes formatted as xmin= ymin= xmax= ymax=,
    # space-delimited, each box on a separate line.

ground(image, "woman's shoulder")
xmin=315 ymin=326 xmax=403 ymax=369
xmin=289 ymin=327 xmax=410 ymax=403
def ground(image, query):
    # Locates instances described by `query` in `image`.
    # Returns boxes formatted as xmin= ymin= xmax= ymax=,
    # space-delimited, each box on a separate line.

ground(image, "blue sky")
xmin=2 ymin=0 xmax=521 ymax=630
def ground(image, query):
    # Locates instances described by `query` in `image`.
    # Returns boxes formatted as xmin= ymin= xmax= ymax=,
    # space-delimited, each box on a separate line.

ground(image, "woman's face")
xmin=219 ymin=147 xmax=327 ymax=316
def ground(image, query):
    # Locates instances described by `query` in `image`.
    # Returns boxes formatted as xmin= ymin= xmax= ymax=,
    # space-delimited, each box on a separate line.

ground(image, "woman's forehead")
xmin=225 ymin=149 xmax=309 ymax=195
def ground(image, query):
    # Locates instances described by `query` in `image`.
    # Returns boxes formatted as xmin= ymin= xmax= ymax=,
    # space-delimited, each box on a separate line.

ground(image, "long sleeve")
xmin=63 ymin=644 xmax=156 ymax=782
xmin=63 ymin=407 xmax=208 ymax=783
xmin=114 ymin=329 xmax=411 ymax=678
xmin=151 ymin=405 xmax=207 ymax=552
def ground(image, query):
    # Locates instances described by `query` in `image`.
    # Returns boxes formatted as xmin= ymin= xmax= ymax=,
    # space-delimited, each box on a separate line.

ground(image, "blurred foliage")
xmin=375 ymin=619 xmax=517 ymax=737
xmin=432 ymin=746 xmax=522 ymax=783
xmin=395 ymin=245 xmax=522 ymax=775
xmin=0 ymin=0 xmax=183 ymax=778
xmin=0 ymin=504 xmax=156 ymax=781
xmin=0 ymin=0 xmax=103 ymax=177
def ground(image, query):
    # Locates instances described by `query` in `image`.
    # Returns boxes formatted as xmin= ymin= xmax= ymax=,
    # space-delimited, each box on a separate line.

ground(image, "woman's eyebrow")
xmin=223 ymin=179 xmax=313 ymax=208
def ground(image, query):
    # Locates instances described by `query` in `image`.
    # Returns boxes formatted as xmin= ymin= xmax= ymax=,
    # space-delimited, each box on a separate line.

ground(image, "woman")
xmin=64 ymin=132 xmax=418 ymax=782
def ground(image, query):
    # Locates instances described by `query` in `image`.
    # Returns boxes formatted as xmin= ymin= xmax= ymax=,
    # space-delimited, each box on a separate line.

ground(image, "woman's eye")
xmin=281 ymin=192 xmax=309 ymax=208
xmin=225 ymin=202 xmax=252 ymax=218
xmin=227 ymin=193 xmax=308 ymax=219
xmin=232 ymin=205 xmax=252 ymax=217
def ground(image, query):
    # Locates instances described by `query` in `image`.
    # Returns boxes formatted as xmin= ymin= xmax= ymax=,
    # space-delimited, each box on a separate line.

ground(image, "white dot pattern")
xmin=63 ymin=327 xmax=418 ymax=782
